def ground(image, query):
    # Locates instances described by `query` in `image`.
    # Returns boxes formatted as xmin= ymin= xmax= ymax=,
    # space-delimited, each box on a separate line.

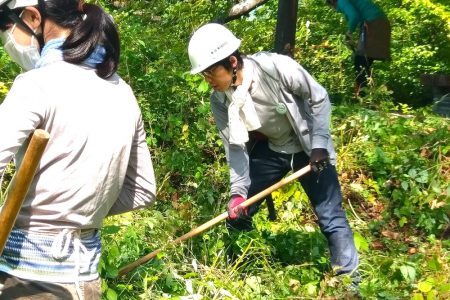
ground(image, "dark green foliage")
xmin=0 ymin=0 xmax=449 ymax=299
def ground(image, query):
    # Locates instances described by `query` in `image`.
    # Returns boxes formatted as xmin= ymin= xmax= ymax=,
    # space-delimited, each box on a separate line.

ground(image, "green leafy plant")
xmin=1 ymin=0 xmax=449 ymax=299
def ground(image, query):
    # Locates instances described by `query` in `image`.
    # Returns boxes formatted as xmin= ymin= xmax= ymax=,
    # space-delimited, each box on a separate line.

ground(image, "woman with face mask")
xmin=0 ymin=0 xmax=44 ymax=70
xmin=0 ymin=1 xmax=156 ymax=299
xmin=0 ymin=14 xmax=39 ymax=70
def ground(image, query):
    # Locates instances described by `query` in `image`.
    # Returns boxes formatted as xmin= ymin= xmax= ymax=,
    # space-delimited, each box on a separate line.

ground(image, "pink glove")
xmin=227 ymin=195 xmax=247 ymax=219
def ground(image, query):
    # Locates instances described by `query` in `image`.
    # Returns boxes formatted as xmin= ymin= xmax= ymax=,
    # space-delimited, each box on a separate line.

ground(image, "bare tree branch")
xmin=213 ymin=0 xmax=270 ymax=24
xmin=229 ymin=0 xmax=269 ymax=16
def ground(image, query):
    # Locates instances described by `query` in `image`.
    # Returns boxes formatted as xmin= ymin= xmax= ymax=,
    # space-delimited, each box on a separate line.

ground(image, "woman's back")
xmin=1 ymin=61 xmax=154 ymax=231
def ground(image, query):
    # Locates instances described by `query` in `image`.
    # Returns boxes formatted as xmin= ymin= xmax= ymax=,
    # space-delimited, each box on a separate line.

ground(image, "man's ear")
xmin=229 ymin=56 xmax=238 ymax=69
xmin=21 ymin=7 xmax=42 ymax=31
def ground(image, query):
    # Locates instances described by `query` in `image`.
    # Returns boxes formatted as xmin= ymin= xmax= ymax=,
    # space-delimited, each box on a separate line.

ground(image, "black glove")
xmin=310 ymin=148 xmax=330 ymax=174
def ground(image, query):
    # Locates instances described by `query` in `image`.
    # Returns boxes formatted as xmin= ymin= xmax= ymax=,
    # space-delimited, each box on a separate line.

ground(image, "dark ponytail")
xmin=38 ymin=0 xmax=120 ymax=79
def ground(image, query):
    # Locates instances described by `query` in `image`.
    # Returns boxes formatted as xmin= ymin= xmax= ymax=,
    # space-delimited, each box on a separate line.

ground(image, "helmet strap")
xmin=6 ymin=8 xmax=35 ymax=36
xmin=5 ymin=6 xmax=45 ymax=50
xmin=36 ymin=0 xmax=46 ymax=48
xmin=231 ymin=67 xmax=237 ymax=87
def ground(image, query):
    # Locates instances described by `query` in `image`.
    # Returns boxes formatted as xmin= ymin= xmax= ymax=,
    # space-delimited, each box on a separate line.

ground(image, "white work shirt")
xmin=0 ymin=61 xmax=156 ymax=231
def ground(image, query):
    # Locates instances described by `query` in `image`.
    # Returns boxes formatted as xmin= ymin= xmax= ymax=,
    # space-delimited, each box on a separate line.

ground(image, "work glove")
xmin=310 ymin=148 xmax=330 ymax=174
xmin=227 ymin=195 xmax=248 ymax=219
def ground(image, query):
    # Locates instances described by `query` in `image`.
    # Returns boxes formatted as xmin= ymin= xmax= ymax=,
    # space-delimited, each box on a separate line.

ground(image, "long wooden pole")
xmin=118 ymin=164 xmax=311 ymax=276
xmin=0 ymin=129 xmax=50 ymax=255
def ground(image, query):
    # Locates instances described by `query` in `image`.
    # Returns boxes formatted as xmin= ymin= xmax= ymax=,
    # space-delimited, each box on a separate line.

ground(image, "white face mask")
xmin=0 ymin=17 xmax=41 ymax=71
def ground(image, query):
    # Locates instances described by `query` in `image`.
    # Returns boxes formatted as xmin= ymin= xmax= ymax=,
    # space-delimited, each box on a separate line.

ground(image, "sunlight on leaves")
xmin=354 ymin=232 xmax=369 ymax=252
xmin=400 ymin=265 xmax=416 ymax=282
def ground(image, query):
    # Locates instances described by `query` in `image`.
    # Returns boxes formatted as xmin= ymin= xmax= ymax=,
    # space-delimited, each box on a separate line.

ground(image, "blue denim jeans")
xmin=227 ymin=141 xmax=359 ymax=275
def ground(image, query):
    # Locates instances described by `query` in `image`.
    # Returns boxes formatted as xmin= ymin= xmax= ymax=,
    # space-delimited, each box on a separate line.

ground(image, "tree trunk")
xmin=274 ymin=0 xmax=299 ymax=57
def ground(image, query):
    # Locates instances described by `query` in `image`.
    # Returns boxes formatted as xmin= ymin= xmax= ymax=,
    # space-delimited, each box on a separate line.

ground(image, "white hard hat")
xmin=188 ymin=23 xmax=241 ymax=74
xmin=0 ymin=0 xmax=39 ymax=9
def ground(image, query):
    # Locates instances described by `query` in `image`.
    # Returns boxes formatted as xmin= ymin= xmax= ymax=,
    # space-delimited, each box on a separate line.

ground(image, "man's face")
xmin=201 ymin=64 xmax=234 ymax=92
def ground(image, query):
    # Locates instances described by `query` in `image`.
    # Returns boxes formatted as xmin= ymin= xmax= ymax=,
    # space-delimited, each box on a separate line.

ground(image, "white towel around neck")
xmin=224 ymin=64 xmax=261 ymax=145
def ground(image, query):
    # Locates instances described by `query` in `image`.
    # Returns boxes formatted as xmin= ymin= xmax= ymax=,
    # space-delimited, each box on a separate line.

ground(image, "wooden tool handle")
xmin=118 ymin=164 xmax=312 ymax=276
xmin=0 ymin=130 xmax=50 ymax=255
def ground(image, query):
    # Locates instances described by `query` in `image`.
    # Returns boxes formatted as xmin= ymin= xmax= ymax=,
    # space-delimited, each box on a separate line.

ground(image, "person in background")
xmin=326 ymin=0 xmax=391 ymax=97
xmin=0 ymin=0 xmax=156 ymax=299
xmin=187 ymin=23 xmax=359 ymax=286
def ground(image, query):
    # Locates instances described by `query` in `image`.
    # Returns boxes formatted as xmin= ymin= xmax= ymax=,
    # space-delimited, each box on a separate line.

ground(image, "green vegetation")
xmin=1 ymin=0 xmax=449 ymax=299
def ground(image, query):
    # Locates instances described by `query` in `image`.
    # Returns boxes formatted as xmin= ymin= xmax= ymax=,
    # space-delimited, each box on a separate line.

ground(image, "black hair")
xmin=38 ymin=0 xmax=119 ymax=78
xmin=0 ymin=15 xmax=8 ymax=31
xmin=0 ymin=7 xmax=26 ymax=31
xmin=0 ymin=4 xmax=12 ymax=30
xmin=208 ymin=50 xmax=244 ymax=72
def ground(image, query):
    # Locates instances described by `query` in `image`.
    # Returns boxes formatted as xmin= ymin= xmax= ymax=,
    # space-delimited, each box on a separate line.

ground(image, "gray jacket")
xmin=210 ymin=52 xmax=336 ymax=197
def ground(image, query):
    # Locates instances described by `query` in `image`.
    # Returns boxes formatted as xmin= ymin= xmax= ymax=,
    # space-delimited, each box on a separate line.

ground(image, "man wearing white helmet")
xmin=0 ymin=0 xmax=156 ymax=299
xmin=188 ymin=23 xmax=359 ymax=283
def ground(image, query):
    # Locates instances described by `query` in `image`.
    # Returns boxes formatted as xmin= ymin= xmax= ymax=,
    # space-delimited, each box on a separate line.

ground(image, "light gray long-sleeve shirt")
xmin=0 ymin=61 xmax=156 ymax=231
xmin=210 ymin=52 xmax=336 ymax=197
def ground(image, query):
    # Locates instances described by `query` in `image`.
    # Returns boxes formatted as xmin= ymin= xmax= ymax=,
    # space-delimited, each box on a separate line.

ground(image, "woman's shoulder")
xmin=12 ymin=62 xmax=133 ymax=97
xmin=15 ymin=61 xmax=83 ymax=82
